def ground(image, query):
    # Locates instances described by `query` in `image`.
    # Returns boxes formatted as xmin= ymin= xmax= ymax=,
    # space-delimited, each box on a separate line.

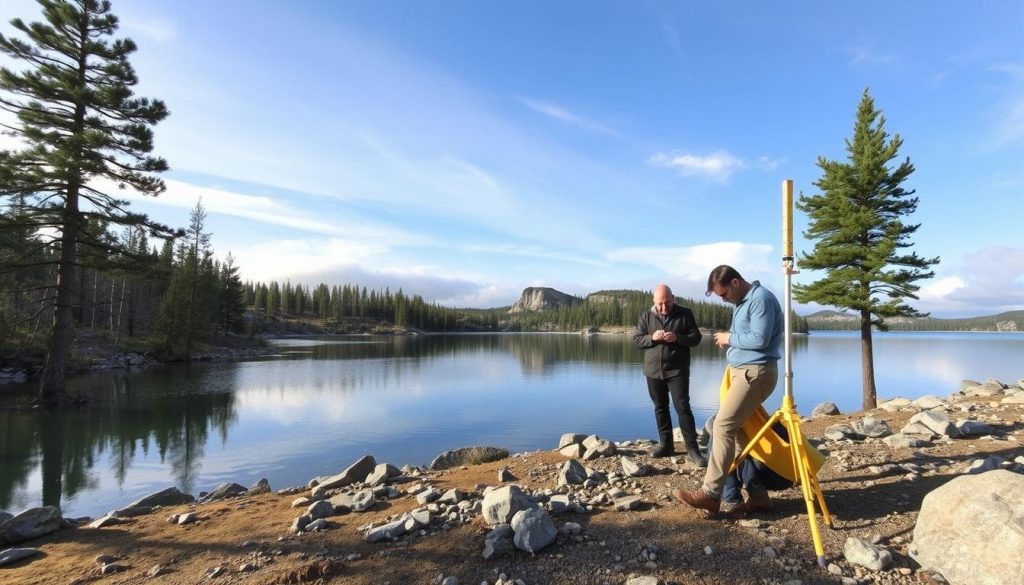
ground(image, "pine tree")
xmin=795 ymin=89 xmax=939 ymax=410
xmin=0 ymin=0 xmax=175 ymax=404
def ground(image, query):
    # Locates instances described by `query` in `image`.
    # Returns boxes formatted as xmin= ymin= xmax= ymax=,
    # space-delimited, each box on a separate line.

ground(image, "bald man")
xmin=632 ymin=284 xmax=706 ymax=466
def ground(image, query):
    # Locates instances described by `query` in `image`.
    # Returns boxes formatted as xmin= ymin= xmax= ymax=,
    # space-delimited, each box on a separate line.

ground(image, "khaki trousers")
xmin=702 ymin=362 xmax=778 ymax=498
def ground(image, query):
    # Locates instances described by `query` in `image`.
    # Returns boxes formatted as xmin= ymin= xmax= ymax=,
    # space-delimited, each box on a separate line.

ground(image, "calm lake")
xmin=1 ymin=331 xmax=1022 ymax=518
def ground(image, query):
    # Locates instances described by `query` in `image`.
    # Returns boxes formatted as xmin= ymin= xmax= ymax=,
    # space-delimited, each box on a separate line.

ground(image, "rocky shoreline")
xmin=1 ymin=377 xmax=1022 ymax=584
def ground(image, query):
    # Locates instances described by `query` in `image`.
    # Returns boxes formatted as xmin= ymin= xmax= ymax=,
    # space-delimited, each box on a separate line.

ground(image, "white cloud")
xmin=910 ymin=247 xmax=1024 ymax=315
xmin=607 ymin=241 xmax=774 ymax=281
xmin=647 ymin=150 xmax=745 ymax=181
xmin=517 ymin=97 xmax=619 ymax=136
xmin=757 ymin=156 xmax=784 ymax=172
xmin=92 ymin=177 xmax=425 ymax=245
xmin=844 ymin=39 xmax=896 ymax=65
xmin=121 ymin=17 xmax=176 ymax=42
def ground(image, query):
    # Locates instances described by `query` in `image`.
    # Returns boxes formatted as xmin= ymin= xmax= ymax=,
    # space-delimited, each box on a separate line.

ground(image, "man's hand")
xmin=713 ymin=331 xmax=731 ymax=348
xmin=662 ymin=331 xmax=678 ymax=343
xmin=652 ymin=330 xmax=665 ymax=341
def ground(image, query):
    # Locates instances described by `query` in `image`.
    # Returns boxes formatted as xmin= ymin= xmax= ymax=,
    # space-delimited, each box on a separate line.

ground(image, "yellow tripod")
xmin=730 ymin=180 xmax=833 ymax=567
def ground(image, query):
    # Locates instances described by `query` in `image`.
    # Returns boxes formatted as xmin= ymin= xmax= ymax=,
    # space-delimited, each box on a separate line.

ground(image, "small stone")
xmin=147 ymin=564 xmax=171 ymax=577
xmin=95 ymin=554 xmax=117 ymax=565
xmin=206 ymin=566 xmax=227 ymax=578
xmin=101 ymin=563 xmax=125 ymax=574
xmin=704 ymin=545 xmax=714 ymax=555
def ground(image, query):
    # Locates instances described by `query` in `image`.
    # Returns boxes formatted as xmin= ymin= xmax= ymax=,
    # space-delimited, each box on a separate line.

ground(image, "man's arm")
xmin=632 ymin=312 xmax=656 ymax=349
xmin=728 ymin=297 xmax=780 ymax=350
xmin=677 ymin=308 xmax=702 ymax=347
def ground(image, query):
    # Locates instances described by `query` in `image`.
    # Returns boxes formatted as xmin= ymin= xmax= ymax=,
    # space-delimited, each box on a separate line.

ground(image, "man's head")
xmin=652 ymin=284 xmax=674 ymax=316
xmin=705 ymin=265 xmax=749 ymax=305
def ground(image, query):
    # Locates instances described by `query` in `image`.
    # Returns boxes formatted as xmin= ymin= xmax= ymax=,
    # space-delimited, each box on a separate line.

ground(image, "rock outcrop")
xmin=909 ymin=469 xmax=1024 ymax=585
xmin=508 ymin=287 xmax=578 ymax=314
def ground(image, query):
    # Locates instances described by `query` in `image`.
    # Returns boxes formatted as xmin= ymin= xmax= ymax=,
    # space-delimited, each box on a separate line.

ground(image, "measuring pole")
xmin=782 ymin=179 xmax=795 ymax=403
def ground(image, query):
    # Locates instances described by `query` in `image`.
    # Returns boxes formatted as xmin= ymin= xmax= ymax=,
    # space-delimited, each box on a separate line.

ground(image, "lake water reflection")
xmin=1 ymin=331 xmax=1021 ymax=517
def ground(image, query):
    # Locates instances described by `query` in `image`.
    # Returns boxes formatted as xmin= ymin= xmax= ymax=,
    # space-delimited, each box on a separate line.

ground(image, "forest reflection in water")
xmin=1 ymin=331 xmax=1021 ymax=518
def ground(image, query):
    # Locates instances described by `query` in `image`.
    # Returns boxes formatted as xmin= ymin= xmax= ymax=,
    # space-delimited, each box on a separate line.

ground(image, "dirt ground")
xmin=3 ymin=391 xmax=1022 ymax=585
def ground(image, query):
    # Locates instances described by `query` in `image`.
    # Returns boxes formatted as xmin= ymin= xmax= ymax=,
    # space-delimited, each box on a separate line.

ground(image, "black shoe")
xmin=648 ymin=443 xmax=674 ymax=458
xmin=687 ymin=446 xmax=708 ymax=467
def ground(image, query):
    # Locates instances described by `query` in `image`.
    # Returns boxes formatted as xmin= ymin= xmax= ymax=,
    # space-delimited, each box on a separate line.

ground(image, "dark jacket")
xmin=632 ymin=304 xmax=702 ymax=379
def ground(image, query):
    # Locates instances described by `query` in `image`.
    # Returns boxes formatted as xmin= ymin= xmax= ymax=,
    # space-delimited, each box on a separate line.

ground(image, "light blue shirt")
xmin=726 ymin=280 xmax=783 ymax=366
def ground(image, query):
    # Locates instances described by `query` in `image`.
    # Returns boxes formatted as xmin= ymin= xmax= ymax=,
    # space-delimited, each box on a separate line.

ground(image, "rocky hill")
xmin=508 ymin=287 xmax=580 ymax=314
xmin=806 ymin=309 xmax=1024 ymax=332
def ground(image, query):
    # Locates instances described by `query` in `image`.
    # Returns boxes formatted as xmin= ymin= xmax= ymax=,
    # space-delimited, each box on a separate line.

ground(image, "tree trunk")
xmin=859 ymin=310 xmax=877 ymax=410
xmin=39 ymin=198 xmax=81 ymax=406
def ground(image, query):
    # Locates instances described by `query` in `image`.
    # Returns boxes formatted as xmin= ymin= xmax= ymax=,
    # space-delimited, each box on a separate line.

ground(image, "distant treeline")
xmin=806 ymin=310 xmax=1024 ymax=332
xmin=240 ymin=284 xmax=809 ymax=334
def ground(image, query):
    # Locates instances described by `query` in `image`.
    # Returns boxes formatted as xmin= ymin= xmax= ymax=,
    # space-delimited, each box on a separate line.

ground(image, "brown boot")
xmin=672 ymin=488 xmax=720 ymax=513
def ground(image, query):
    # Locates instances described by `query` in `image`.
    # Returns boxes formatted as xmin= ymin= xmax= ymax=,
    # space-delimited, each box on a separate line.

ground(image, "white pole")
xmin=782 ymin=179 xmax=795 ymax=403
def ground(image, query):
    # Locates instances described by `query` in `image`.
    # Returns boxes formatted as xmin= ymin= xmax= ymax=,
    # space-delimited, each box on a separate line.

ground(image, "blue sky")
xmin=3 ymin=1 xmax=1023 ymax=316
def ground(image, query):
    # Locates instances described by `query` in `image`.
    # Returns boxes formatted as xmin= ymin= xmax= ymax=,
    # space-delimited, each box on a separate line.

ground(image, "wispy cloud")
xmin=93 ymin=177 xmax=426 ymax=245
xmin=757 ymin=156 xmax=784 ymax=172
xmin=987 ymin=62 xmax=1024 ymax=146
xmin=648 ymin=150 xmax=745 ymax=182
xmin=914 ymin=246 xmax=1024 ymax=315
xmin=121 ymin=17 xmax=176 ymax=42
xmin=517 ymin=97 xmax=620 ymax=136
xmin=607 ymin=242 xmax=774 ymax=280
xmin=844 ymin=39 xmax=896 ymax=65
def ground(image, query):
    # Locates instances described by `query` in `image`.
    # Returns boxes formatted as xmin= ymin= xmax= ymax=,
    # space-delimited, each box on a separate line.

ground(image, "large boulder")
xmin=0 ymin=507 xmax=63 ymax=545
xmin=429 ymin=446 xmax=508 ymax=470
xmin=510 ymin=507 xmax=557 ymax=553
xmin=910 ymin=470 xmax=1024 ymax=585
xmin=114 ymin=486 xmax=194 ymax=516
xmin=481 ymin=485 xmax=533 ymax=525
xmin=198 ymin=482 xmax=247 ymax=503
xmin=318 ymin=455 xmax=377 ymax=490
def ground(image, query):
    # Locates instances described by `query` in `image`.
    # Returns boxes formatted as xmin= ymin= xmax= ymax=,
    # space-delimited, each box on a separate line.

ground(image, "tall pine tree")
xmin=795 ymin=89 xmax=939 ymax=409
xmin=0 ymin=0 xmax=174 ymax=405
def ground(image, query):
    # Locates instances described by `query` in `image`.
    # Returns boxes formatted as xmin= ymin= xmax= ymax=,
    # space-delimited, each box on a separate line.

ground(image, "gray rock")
xmin=854 ymin=415 xmax=893 ymax=438
xmin=626 ymin=578 xmax=663 ymax=585
xmin=613 ymin=495 xmax=642 ymax=511
xmin=481 ymin=485 xmax=534 ymax=525
xmin=811 ymin=402 xmax=840 ymax=417
xmin=547 ymin=494 xmax=571 ymax=515
xmin=177 ymin=512 xmax=198 ymax=525
xmin=558 ymin=444 xmax=585 ymax=458
xmin=440 ymin=577 xmax=459 ymax=585
xmin=909 ymin=410 xmax=959 ymax=438
xmin=912 ymin=395 xmax=946 ymax=409
xmin=620 ymin=456 xmax=652 ymax=477
xmin=1001 ymin=393 xmax=1024 ymax=404
xmin=416 ymin=488 xmax=440 ymax=506
xmin=900 ymin=420 xmax=938 ymax=438
xmin=482 ymin=524 xmax=514 ymax=559
xmin=582 ymin=439 xmax=617 ymax=460
xmin=959 ymin=379 xmax=982 ymax=390
xmin=882 ymin=434 xmax=930 ymax=449
xmin=954 ymin=419 xmax=994 ymax=437
xmin=290 ymin=497 xmax=311 ymax=508
xmin=365 ymin=463 xmax=400 ymax=487
xmin=306 ymin=500 xmax=335 ymax=520
xmin=365 ymin=518 xmax=407 ymax=542
xmin=0 ymin=506 xmax=63 ymax=545
xmin=510 ymin=507 xmax=557 ymax=553
xmin=318 ymin=455 xmax=377 ymax=490
xmin=439 ymin=489 xmax=466 ymax=504
xmin=843 ymin=537 xmax=893 ymax=571
xmin=246 ymin=478 xmax=272 ymax=496
xmin=910 ymin=470 xmax=1024 ymax=585
xmin=330 ymin=489 xmax=375 ymax=512
xmin=100 ymin=562 xmax=125 ymax=574
xmin=497 ymin=467 xmax=517 ymax=482
xmin=558 ymin=433 xmax=586 ymax=448
xmin=147 ymin=564 xmax=172 ymax=577
xmin=290 ymin=514 xmax=312 ymax=533
xmin=581 ymin=434 xmax=602 ymax=450
xmin=115 ymin=487 xmax=194 ymax=515
xmin=823 ymin=424 xmax=861 ymax=441
xmin=878 ymin=397 xmax=912 ymax=412
xmin=0 ymin=547 xmax=40 ymax=566
xmin=305 ymin=518 xmax=331 ymax=531
xmin=558 ymin=459 xmax=588 ymax=486
xmin=87 ymin=515 xmax=125 ymax=528
xmin=429 ymin=446 xmax=508 ymax=470
xmin=198 ymin=482 xmax=247 ymax=503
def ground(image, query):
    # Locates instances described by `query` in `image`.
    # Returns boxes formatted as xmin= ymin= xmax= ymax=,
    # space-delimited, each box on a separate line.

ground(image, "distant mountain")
xmin=804 ymin=309 xmax=1023 ymax=332
xmin=508 ymin=287 xmax=581 ymax=314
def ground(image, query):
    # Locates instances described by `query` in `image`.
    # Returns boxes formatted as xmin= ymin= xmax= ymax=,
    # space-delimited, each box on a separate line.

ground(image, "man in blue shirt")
xmin=675 ymin=265 xmax=783 ymax=515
